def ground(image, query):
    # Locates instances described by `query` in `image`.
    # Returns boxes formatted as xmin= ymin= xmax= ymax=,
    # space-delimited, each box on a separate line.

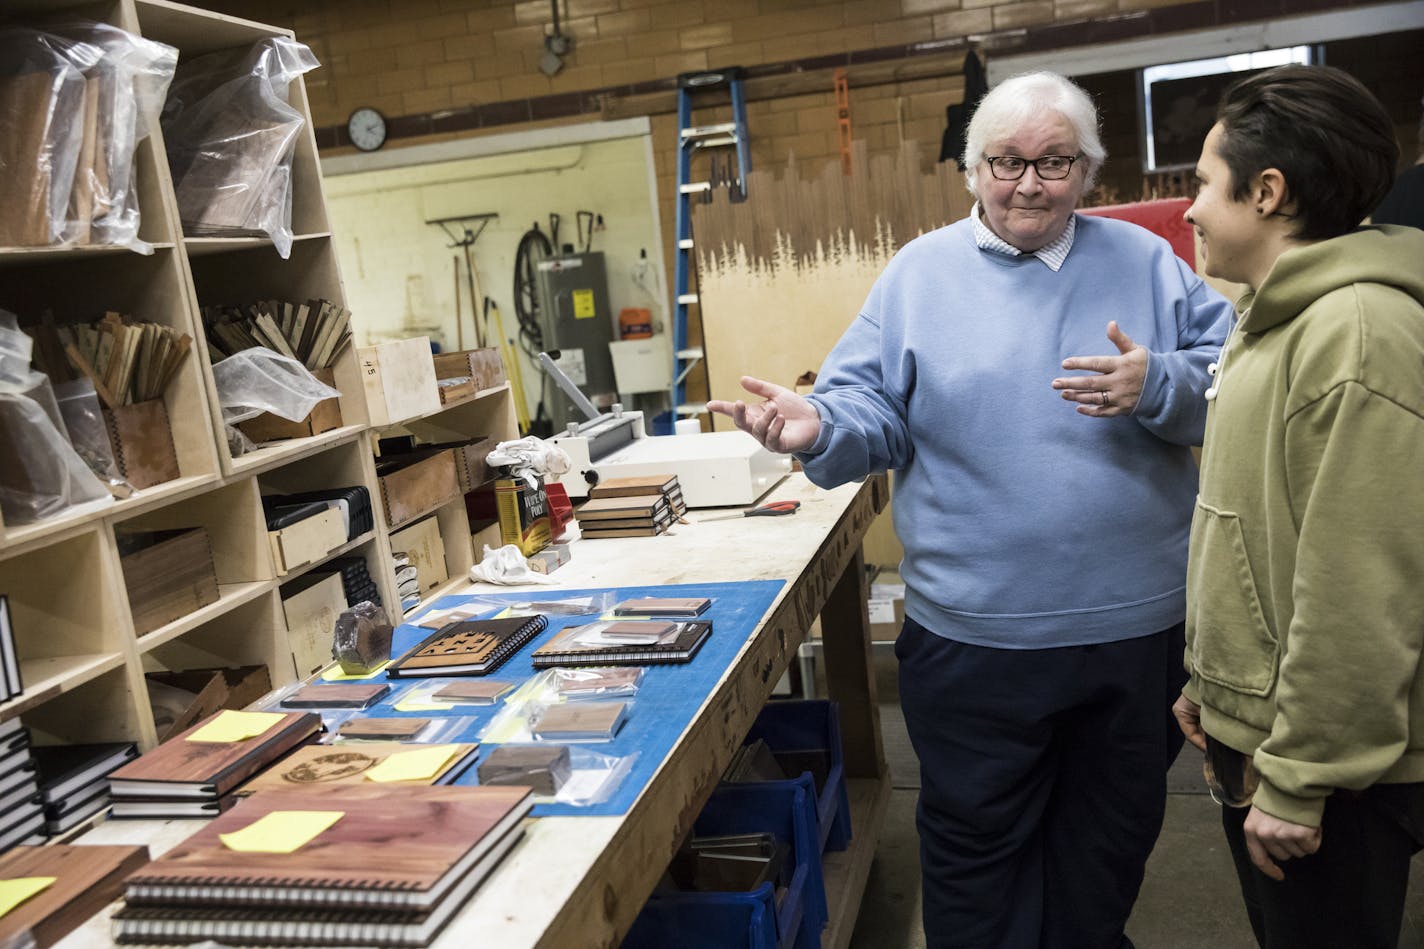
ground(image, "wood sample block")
xmin=432 ymin=679 xmax=515 ymax=705
xmin=282 ymin=682 xmax=390 ymax=709
xmin=376 ymin=448 xmax=459 ymax=529
xmin=530 ymin=701 xmax=628 ymax=741
xmin=337 ymin=717 xmax=432 ymax=740
xmin=359 ymin=337 xmax=440 ymax=426
xmin=237 ymin=366 xmax=343 ymax=443
xmin=118 ymin=527 xmax=220 ymax=636
xmin=477 ymin=744 xmax=570 ymax=795
xmin=102 ymin=398 xmax=181 ymax=490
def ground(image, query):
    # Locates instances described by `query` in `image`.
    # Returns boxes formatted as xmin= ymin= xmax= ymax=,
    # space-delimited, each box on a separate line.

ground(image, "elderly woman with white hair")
xmin=710 ymin=70 xmax=1231 ymax=948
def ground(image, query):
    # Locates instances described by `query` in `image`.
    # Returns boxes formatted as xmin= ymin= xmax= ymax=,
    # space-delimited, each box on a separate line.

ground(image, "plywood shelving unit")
xmin=0 ymin=0 xmax=482 ymax=755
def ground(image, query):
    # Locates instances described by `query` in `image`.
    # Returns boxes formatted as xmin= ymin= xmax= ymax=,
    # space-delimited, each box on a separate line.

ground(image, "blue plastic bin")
xmin=738 ymin=699 xmax=853 ymax=853
xmin=623 ymin=890 xmax=778 ymax=949
xmin=624 ymin=777 xmax=825 ymax=949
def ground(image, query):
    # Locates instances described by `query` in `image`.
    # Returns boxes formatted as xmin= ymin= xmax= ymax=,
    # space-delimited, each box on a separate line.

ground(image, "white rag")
xmin=468 ymin=544 xmax=556 ymax=585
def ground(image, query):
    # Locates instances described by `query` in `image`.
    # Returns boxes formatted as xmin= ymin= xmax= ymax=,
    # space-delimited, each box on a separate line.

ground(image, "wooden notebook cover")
xmin=614 ymin=597 xmax=712 ymax=617
xmin=337 ymin=717 xmax=432 ymax=740
xmin=126 ymin=784 xmax=531 ymax=892
xmin=283 ymin=682 xmax=391 ymax=709
xmin=588 ymin=474 xmax=677 ymax=498
xmin=239 ymin=741 xmax=477 ymax=793
xmin=108 ymin=710 xmax=322 ymax=796
xmin=389 ymin=615 xmax=547 ymax=675
xmin=0 ymin=844 xmax=150 ymax=946
xmin=580 ymin=523 xmax=669 ymax=539
xmin=575 ymin=496 xmax=669 ymax=520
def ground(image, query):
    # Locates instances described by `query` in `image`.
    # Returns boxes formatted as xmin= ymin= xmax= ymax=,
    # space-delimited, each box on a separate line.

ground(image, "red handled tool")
xmin=703 ymin=500 xmax=801 ymax=522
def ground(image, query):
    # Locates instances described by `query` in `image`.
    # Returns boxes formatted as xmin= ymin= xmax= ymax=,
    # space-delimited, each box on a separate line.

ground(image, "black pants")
xmin=1221 ymin=783 xmax=1424 ymax=949
xmin=896 ymin=618 xmax=1186 ymax=949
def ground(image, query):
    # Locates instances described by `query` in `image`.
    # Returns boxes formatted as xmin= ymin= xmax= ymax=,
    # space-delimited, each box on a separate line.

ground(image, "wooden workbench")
xmin=64 ymin=473 xmax=891 ymax=948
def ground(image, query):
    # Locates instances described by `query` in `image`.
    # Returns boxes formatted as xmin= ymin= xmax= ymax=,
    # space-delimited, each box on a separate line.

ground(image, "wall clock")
xmin=347 ymin=107 xmax=387 ymax=152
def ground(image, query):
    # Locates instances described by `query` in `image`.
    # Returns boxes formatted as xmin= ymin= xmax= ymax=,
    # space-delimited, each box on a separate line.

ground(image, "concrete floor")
xmin=842 ymin=651 xmax=1424 ymax=949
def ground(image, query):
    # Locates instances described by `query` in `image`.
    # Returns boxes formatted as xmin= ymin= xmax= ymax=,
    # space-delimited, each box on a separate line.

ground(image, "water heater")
xmin=534 ymin=251 xmax=616 ymax=431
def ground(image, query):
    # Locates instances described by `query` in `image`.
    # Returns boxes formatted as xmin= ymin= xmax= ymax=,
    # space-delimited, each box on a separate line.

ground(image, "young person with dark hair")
xmin=1175 ymin=64 xmax=1424 ymax=949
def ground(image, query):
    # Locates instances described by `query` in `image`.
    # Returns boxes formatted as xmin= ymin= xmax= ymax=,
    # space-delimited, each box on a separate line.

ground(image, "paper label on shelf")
xmin=572 ymin=289 xmax=596 ymax=319
xmin=0 ymin=877 xmax=55 ymax=918
xmin=220 ymin=810 xmax=344 ymax=854
xmin=868 ymin=599 xmax=896 ymax=624
xmin=187 ymin=710 xmax=286 ymax=743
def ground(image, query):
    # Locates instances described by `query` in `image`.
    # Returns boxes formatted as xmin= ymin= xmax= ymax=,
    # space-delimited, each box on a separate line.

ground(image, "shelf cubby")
xmin=141 ymin=588 xmax=296 ymax=687
xmin=21 ymin=665 xmax=147 ymax=746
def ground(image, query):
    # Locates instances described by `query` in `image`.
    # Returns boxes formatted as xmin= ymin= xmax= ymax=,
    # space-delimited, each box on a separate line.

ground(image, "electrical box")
xmin=535 ymin=251 xmax=616 ymax=431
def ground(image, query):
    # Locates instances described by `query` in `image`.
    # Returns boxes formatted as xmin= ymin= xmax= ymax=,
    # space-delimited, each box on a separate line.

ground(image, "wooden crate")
xmin=236 ymin=366 xmax=343 ymax=443
xmin=376 ymin=448 xmax=459 ymax=530
xmin=103 ymin=398 xmax=181 ymax=490
xmin=118 ymin=527 xmax=220 ymax=636
xmin=268 ymin=506 xmax=347 ymax=576
xmin=432 ymin=347 xmax=506 ymax=390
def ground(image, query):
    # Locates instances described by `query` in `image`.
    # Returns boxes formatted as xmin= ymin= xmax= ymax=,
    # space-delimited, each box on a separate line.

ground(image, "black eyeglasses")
xmin=984 ymin=155 xmax=1080 ymax=181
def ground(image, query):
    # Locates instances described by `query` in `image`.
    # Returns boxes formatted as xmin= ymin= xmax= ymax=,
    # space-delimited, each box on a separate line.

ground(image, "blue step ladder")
xmin=672 ymin=67 xmax=751 ymax=424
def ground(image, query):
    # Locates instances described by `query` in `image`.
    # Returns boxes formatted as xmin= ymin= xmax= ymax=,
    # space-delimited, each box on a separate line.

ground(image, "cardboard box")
xmin=280 ymin=571 xmax=348 ymax=679
xmin=268 ymin=506 xmax=347 ymax=575
xmin=376 ymin=448 xmax=459 ymax=529
xmin=103 ymin=398 xmax=180 ymax=490
xmin=432 ymin=347 xmax=506 ymax=391
xmin=237 ymin=367 xmax=343 ymax=443
xmin=359 ymin=337 xmax=440 ymax=426
xmin=118 ymin=527 xmax=220 ymax=636
xmin=145 ymin=665 xmax=272 ymax=743
xmin=388 ymin=515 xmax=449 ymax=594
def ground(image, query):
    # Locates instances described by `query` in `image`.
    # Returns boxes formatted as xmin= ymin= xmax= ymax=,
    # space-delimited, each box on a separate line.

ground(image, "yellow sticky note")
xmin=320 ymin=661 xmax=390 ymax=681
xmin=0 ymin=877 xmax=55 ymax=918
xmin=187 ymin=710 xmax=286 ymax=743
xmin=364 ymin=745 xmax=459 ymax=783
xmin=219 ymin=810 xmax=344 ymax=854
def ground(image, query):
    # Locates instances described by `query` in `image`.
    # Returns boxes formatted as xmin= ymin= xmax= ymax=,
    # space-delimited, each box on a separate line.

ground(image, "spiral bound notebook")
xmin=0 ymin=844 xmax=150 ymax=947
xmin=530 ymin=619 xmax=712 ymax=667
xmin=122 ymin=783 xmax=531 ymax=913
xmin=387 ymin=614 xmax=548 ymax=678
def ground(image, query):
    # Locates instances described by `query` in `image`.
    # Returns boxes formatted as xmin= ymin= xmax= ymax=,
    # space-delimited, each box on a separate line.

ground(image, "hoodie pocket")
xmin=1187 ymin=500 xmax=1278 ymax=696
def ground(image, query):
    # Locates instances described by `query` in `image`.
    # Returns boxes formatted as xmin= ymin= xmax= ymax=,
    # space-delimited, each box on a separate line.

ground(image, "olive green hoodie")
xmin=1184 ymin=224 xmax=1424 ymax=827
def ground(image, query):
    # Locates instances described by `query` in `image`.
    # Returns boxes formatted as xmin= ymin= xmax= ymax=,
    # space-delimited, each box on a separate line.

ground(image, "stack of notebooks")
xmin=530 ymin=619 xmax=712 ymax=668
xmin=0 ymin=594 xmax=23 ymax=703
xmin=112 ymin=784 xmax=533 ymax=947
xmin=0 ymin=844 xmax=151 ymax=946
xmin=589 ymin=473 xmax=688 ymax=518
xmin=576 ymin=495 xmax=676 ymax=539
xmin=388 ymin=614 xmax=549 ymax=678
xmin=0 ymin=718 xmax=43 ymax=852
xmin=108 ymin=709 xmax=322 ymax=819
xmin=32 ymin=740 xmax=138 ymax=837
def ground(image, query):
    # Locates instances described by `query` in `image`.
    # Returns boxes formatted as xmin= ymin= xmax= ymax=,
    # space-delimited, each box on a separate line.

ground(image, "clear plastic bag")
xmin=481 ymin=694 xmax=633 ymax=744
xmin=323 ymin=712 xmax=477 ymax=745
xmin=211 ymin=347 xmax=339 ymax=426
xmin=52 ymin=376 xmax=133 ymax=498
xmin=0 ymin=28 xmax=95 ymax=246
xmin=49 ymin=22 xmax=177 ymax=252
xmin=160 ymin=36 xmax=318 ymax=258
xmin=0 ymin=311 xmax=111 ymax=524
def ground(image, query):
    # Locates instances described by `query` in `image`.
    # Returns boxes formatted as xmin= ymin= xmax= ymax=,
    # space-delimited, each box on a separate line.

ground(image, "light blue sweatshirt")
xmin=799 ymin=214 xmax=1232 ymax=649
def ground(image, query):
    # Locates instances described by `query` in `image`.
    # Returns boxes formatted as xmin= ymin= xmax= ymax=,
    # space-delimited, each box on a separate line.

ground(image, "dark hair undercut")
xmin=1215 ymin=64 xmax=1398 ymax=240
